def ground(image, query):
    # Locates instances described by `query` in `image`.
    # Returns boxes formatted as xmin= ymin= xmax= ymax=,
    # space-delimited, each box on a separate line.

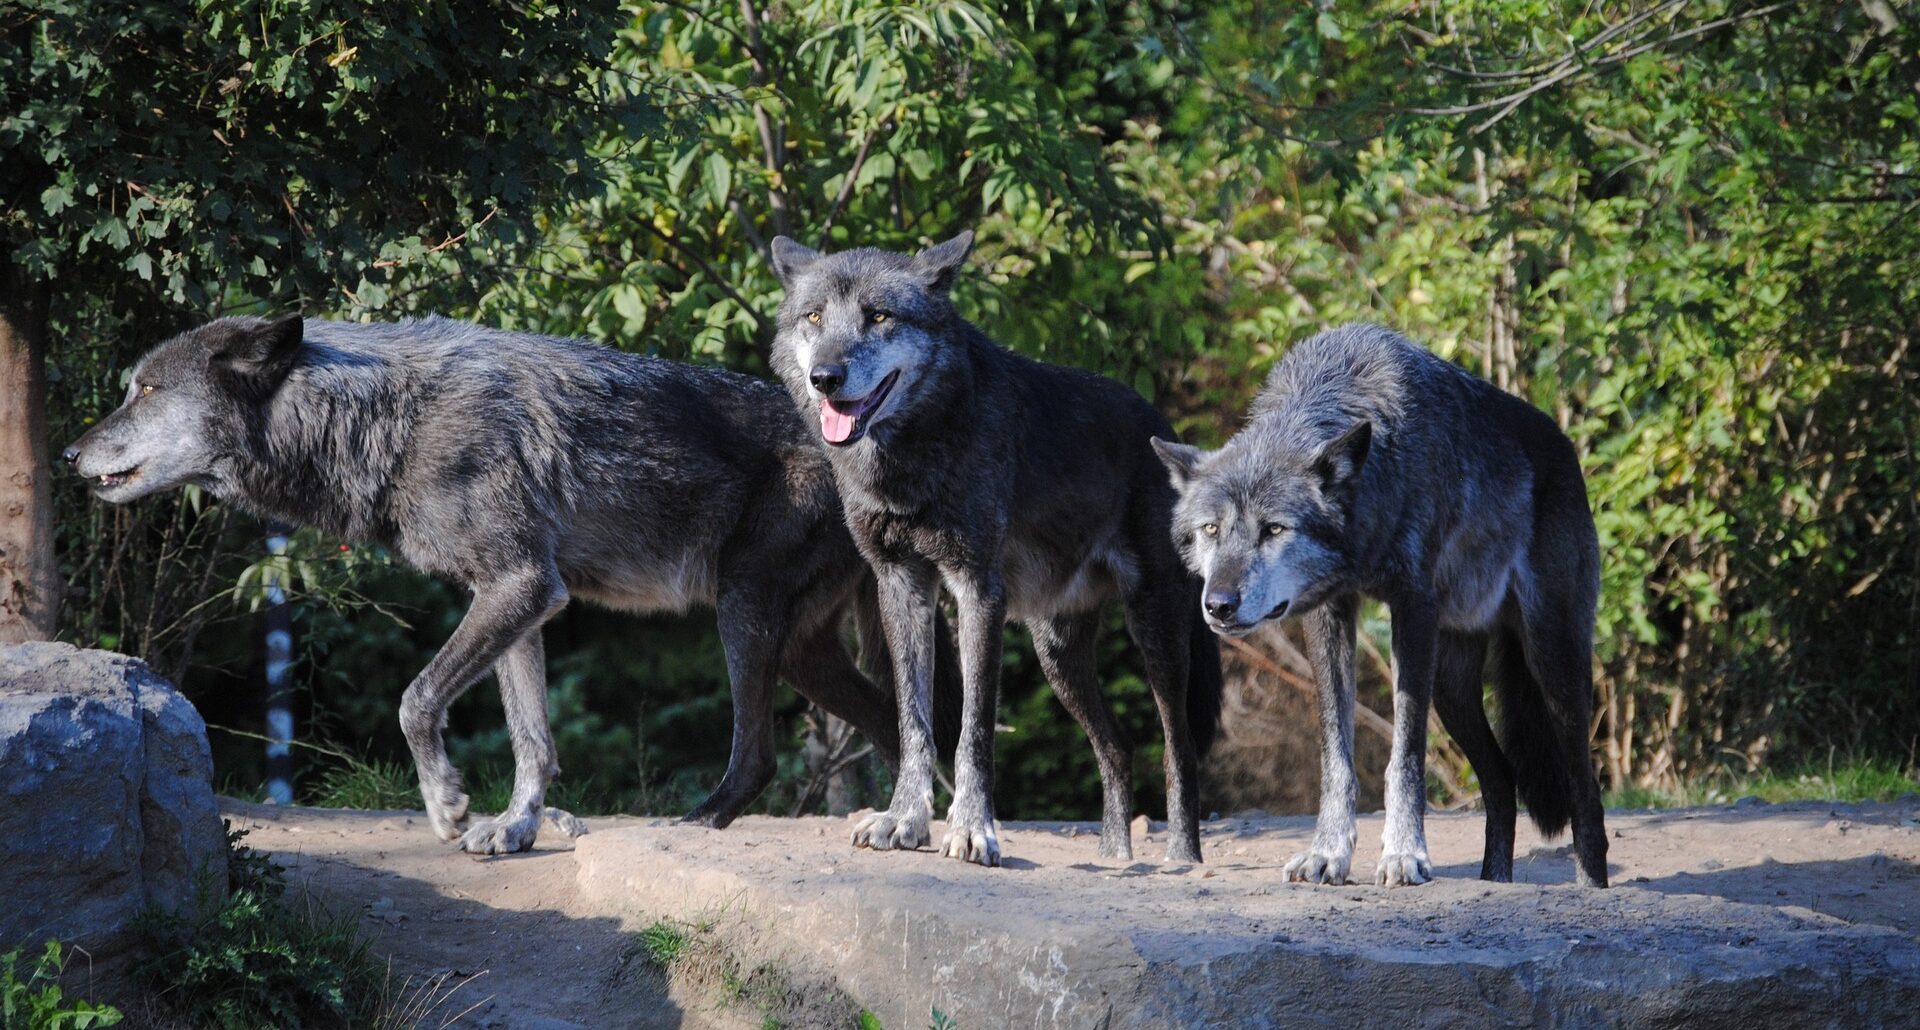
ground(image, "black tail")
xmin=1491 ymin=626 xmax=1573 ymax=838
xmin=1186 ymin=608 xmax=1224 ymax=760
xmin=851 ymin=576 xmax=963 ymax=763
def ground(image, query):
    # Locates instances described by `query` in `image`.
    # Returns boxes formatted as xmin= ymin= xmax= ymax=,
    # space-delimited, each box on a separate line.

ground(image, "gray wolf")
xmin=64 ymin=314 xmax=955 ymax=853
xmin=767 ymin=231 xmax=1223 ymax=866
xmin=1153 ymin=323 xmax=1608 ymax=887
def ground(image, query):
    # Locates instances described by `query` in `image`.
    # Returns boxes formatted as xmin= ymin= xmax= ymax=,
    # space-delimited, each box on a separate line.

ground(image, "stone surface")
xmin=0 ymin=643 xmax=227 ymax=961
xmin=572 ymin=804 xmax=1920 ymax=1029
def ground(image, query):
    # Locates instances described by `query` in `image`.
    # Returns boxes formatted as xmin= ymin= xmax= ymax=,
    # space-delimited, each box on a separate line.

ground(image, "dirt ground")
xmin=223 ymin=802 xmax=707 ymax=1029
xmin=225 ymin=796 xmax=1920 ymax=1028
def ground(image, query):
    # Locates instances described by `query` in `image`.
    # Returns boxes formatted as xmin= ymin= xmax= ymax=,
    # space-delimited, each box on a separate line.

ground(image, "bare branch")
xmin=815 ymin=124 xmax=885 ymax=248
xmin=638 ymin=220 xmax=770 ymax=339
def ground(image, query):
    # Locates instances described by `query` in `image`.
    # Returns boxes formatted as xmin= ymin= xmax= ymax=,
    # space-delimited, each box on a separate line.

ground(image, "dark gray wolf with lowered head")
xmin=64 ymin=314 xmax=949 ymax=854
xmin=1153 ymin=323 xmax=1608 ymax=887
xmin=767 ymin=230 xmax=1223 ymax=866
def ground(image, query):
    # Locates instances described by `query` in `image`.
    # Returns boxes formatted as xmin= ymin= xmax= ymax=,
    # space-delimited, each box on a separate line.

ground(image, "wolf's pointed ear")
xmin=912 ymin=230 xmax=974 ymax=292
xmin=1151 ymin=436 xmax=1206 ymax=489
xmin=212 ymin=314 xmax=302 ymax=399
xmin=1313 ymin=421 xmax=1372 ymax=493
xmin=770 ymin=236 xmax=822 ymax=285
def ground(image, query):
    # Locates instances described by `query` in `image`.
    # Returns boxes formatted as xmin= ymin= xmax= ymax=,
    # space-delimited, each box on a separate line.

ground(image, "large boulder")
xmin=0 ymin=642 xmax=228 ymax=965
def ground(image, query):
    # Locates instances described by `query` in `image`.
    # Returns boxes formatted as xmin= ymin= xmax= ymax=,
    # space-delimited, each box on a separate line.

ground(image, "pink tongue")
xmin=820 ymin=400 xmax=858 ymax=443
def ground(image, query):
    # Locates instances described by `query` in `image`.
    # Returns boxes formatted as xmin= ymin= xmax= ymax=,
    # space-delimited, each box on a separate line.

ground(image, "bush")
xmin=137 ymin=825 xmax=383 ymax=1029
xmin=0 ymin=941 xmax=121 ymax=1030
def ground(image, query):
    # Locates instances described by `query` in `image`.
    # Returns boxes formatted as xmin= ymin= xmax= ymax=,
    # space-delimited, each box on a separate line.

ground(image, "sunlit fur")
xmin=768 ymin=232 xmax=1224 ymax=869
xmin=1157 ymin=324 xmax=1609 ymax=889
xmin=67 ymin=315 xmax=963 ymax=855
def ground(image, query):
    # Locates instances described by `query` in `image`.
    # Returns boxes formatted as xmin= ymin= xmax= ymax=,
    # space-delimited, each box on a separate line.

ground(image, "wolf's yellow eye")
xmin=139 ymin=384 xmax=155 ymax=397
xmin=1201 ymin=523 xmax=1218 ymax=536
xmin=869 ymin=310 xmax=889 ymax=324
xmin=806 ymin=311 xmax=822 ymax=324
xmin=1264 ymin=523 xmax=1285 ymax=537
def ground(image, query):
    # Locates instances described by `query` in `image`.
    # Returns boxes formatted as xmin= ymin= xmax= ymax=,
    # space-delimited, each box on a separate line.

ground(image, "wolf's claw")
xmin=852 ymin=800 xmax=932 ymax=851
xmin=1375 ymin=851 xmax=1433 ymax=887
xmin=940 ymin=796 xmax=1001 ymax=867
xmin=458 ymin=811 xmax=540 ymax=855
xmin=1284 ymin=849 xmax=1352 ymax=885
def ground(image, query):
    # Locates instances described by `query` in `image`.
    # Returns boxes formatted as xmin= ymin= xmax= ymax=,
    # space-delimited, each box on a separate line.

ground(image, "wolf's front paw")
xmin=458 ymin=811 xmax=540 ymax=855
xmin=852 ymin=799 xmax=932 ymax=851
xmin=425 ymin=791 xmax=472 ymax=842
xmin=1283 ymin=849 xmax=1351 ymax=885
xmin=940 ymin=795 xmax=1001 ymax=867
xmin=1374 ymin=850 xmax=1433 ymax=887
xmin=545 ymin=807 xmax=589 ymax=838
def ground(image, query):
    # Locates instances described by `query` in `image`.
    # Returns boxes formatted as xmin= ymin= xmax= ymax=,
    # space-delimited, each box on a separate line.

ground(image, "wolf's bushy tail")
xmin=1186 ymin=608 xmax=1224 ymax=760
xmin=852 ymin=576 xmax=963 ymax=762
xmin=1491 ymin=626 xmax=1574 ymax=838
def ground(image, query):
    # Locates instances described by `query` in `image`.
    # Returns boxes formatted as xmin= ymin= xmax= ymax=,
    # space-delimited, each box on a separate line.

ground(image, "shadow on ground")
xmin=226 ymin=802 xmax=698 ymax=1029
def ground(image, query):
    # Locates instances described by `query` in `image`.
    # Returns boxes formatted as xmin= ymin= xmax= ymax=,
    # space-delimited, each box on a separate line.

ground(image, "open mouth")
xmin=818 ymin=370 xmax=900 ymax=446
xmin=1208 ymin=600 xmax=1291 ymax=637
xmin=92 ymin=467 xmax=140 ymax=490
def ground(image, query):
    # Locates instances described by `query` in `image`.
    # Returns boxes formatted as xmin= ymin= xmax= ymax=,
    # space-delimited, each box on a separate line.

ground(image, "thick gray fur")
xmin=1154 ymin=323 xmax=1608 ymax=887
xmin=64 ymin=315 xmax=959 ymax=854
xmin=767 ymin=231 xmax=1224 ymax=867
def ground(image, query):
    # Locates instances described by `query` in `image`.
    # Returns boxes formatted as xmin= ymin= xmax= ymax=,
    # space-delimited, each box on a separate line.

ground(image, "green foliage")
xmin=305 ymin=754 xmax=422 ymax=811
xmin=1605 ymin=758 xmax=1920 ymax=810
xmin=139 ymin=827 xmax=385 ymax=1029
xmin=26 ymin=1 xmax=1920 ymax=818
xmin=4 ymin=0 xmax=630 ymax=319
xmin=1 ymin=941 xmax=122 ymax=1030
xmin=635 ymin=921 xmax=690 ymax=968
xmin=470 ymin=0 xmax=1160 ymax=373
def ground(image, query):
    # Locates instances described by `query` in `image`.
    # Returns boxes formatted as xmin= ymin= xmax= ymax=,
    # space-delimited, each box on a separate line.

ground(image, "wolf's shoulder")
xmin=1257 ymin=324 xmax=1466 ymax=413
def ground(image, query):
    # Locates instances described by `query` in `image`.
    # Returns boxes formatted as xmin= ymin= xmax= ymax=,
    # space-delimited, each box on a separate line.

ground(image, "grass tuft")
xmin=1604 ymin=757 xmax=1919 ymax=809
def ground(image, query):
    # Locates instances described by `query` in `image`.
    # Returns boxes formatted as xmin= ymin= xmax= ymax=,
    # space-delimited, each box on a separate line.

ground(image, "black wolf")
xmin=1154 ymin=323 xmax=1608 ymax=886
xmin=64 ymin=315 xmax=951 ymax=853
xmin=767 ymin=231 xmax=1223 ymax=866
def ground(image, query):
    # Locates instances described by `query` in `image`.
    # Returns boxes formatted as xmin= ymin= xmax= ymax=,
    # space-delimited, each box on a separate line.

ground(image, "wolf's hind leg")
xmin=1286 ymin=597 xmax=1360 ymax=884
xmin=460 ymin=629 xmax=561 ymax=855
xmin=1431 ymin=631 xmax=1511 ymax=881
xmin=781 ymin=621 xmax=901 ymax=771
xmin=1517 ymin=595 xmax=1610 ymax=888
xmin=681 ymin=590 xmax=785 ymax=829
xmin=400 ymin=567 xmax=565 ymax=845
xmin=1122 ymin=581 xmax=1207 ymax=864
xmin=1032 ymin=612 xmax=1134 ymax=860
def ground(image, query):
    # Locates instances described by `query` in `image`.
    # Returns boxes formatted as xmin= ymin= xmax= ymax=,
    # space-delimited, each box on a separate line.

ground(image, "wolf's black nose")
xmin=60 ymin=446 xmax=79 ymax=466
xmin=810 ymin=364 xmax=847 ymax=395
xmin=1203 ymin=590 xmax=1239 ymax=621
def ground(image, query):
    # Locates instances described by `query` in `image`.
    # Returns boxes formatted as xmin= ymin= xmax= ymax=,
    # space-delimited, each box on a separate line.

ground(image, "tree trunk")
xmin=0 ymin=272 xmax=59 ymax=643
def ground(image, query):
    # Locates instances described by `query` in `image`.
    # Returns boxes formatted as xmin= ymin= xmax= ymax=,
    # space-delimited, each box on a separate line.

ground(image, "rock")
xmin=0 ymin=643 xmax=227 ymax=965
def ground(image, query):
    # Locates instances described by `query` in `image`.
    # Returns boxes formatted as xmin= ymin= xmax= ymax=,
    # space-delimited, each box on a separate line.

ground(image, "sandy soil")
xmin=223 ymin=802 xmax=708 ymax=1029
xmin=226 ymin=796 xmax=1920 ymax=1028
